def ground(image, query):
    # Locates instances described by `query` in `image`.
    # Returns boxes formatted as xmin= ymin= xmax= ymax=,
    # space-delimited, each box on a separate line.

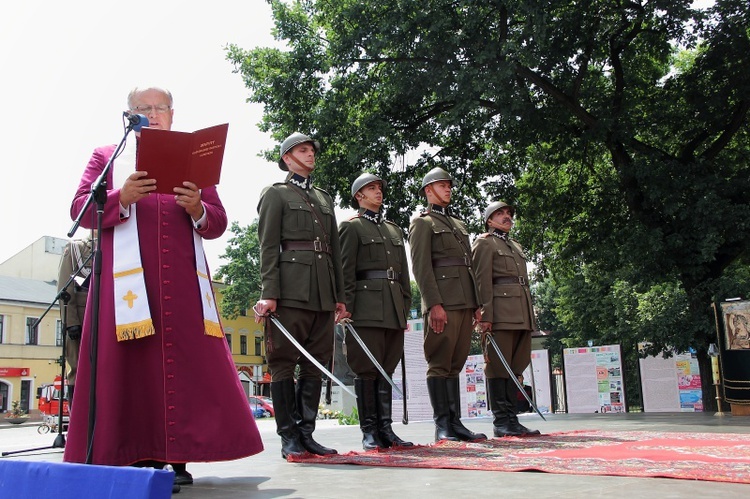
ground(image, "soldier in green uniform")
xmin=339 ymin=172 xmax=413 ymax=450
xmin=56 ymin=234 xmax=93 ymax=409
xmin=255 ymin=132 xmax=349 ymax=459
xmin=409 ymin=167 xmax=487 ymax=442
xmin=472 ymin=201 xmax=540 ymax=436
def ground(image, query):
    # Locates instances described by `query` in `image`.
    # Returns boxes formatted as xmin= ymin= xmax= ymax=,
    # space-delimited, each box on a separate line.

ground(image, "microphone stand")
xmin=67 ymin=121 xmax=138 ymax=464
xmin=1 ymin=251 xmax=92 ymax=456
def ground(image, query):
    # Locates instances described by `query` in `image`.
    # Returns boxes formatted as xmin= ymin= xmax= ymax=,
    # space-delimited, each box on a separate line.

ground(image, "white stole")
xmin=111 ymin=138 xmax=223 ymax=341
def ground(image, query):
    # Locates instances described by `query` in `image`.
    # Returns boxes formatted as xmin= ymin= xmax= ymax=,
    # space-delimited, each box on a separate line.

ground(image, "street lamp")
xmin=708 ymin=343 xmax=725 ymax=416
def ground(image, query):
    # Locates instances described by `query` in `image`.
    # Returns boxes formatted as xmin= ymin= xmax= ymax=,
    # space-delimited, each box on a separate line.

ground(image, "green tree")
xmin=227 ymin=1 xmax=749 ymax=357
xmin=214 ymin=220 xmax=262 ymax=319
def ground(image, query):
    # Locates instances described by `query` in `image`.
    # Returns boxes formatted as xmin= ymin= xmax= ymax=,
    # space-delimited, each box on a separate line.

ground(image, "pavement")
xmin=2 ymin=411 xmax=750 ymax=498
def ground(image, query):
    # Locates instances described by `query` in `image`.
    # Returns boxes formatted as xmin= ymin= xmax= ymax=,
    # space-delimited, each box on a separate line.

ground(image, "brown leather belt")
xmin=281 ymin=240 xmax=332 ymax=255
xmin=357 ymin=269 xmax=401 ymax=281
xmin=432 ymin=256 xmax=471 ymax=268
xmin=493 ymin=276 xmax=527 ymax=286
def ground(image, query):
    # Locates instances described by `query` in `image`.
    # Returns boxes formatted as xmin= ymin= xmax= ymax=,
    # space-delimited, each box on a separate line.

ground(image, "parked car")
xmin=249 ymin=396 xmax=274 ymax=418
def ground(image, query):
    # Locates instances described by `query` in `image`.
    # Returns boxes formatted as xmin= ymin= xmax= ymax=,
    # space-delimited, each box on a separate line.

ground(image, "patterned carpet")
xmin=287 ymin=430 xmax=750 ymax=483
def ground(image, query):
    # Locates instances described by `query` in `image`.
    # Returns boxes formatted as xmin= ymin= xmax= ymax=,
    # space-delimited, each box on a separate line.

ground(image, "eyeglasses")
xmin=130 ymin=105 xmax=171 ymax=114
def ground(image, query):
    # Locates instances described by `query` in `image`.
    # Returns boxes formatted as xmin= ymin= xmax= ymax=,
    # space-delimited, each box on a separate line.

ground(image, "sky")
xmin=0 ymin=1 xmax=346 ymax=273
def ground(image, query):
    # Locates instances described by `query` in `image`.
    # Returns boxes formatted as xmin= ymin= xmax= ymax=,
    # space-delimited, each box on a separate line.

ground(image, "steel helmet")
xmin=419 ymin=167 xmax=455 ymax=196
xmin=278 ymin=132 xmax=321 ymax=170
xmin=350 ymin=172 xmax=387 ymax=209
xmin=484 ymin=200 xmax=515 ymax=225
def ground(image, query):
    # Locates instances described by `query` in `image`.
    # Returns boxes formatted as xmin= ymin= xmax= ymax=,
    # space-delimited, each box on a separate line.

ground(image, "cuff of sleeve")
xmin=193 ymin=203 xmax=208 ymax=230
xmin=119 ymin=203 xmax=130 ymax=219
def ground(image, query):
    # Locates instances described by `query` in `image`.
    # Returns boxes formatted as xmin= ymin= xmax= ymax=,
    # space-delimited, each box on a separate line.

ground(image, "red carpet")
xmin=287 ymin=430 xmax=750 ymax=483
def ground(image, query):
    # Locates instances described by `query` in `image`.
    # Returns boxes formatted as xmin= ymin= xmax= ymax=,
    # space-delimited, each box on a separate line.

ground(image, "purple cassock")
xmin=63 ymin=144 xmax=263 ymax=466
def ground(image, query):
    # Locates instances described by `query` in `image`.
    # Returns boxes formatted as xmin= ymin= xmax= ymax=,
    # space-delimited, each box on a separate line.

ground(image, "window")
xmin=26 ymin=317 xmax=39 ymax=345
xmin=255 ymin=337 xmax=262 ymax=356
xmin=56 ymin=319 xmax=63 ymax=347
xmin=240 ymin=335 xmax=248 ymax=355
xmin=225 ymin=333 xmax=232 ymax=352
xmin=0 ymin=315 xmax=4 ymax=343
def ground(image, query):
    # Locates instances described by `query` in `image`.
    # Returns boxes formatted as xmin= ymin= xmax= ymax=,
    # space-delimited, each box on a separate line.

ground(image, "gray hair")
xmin=127 ymin=86 xmax=174 ymax=109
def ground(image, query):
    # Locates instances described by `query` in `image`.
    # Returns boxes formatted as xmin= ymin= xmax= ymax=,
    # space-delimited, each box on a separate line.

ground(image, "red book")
xmin=136 ymin=123 xmax=229 ymax=194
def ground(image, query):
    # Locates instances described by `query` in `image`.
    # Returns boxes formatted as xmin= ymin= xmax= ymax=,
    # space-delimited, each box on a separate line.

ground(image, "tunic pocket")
xmin=434 ymin=266 xmax=464 ymax=307
xmin=360 ymin=235 xmax=387 ymax=265
xmin=286 ymin=201 xmax=314 ymax=234
xmin=279 ymin=251 xmax=312 ymax=302
xmin=353 ymin=280 xmax=384 ymax=321
xmin=492 ymin=284 xmax=523 ymax=324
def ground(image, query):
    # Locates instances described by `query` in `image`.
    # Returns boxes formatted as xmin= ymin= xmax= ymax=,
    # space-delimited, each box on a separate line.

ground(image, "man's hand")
xmin=428 ymin=304 xmax=447 ymax=334
xmin=253 ymin=299 xmax=277 ymax=324
xmin=335 ymin=302 xmax=350 ymax=322
xmin=174 ymin=181 xmax=204 ymax=220
xmin=119 ymin=171 xmax=156 ymax=207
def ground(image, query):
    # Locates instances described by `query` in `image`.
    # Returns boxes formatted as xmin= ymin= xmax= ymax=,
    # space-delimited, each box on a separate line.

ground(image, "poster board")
xmin=523 ymin=349 xmax=552 ymax=413
xmin=563 ymin=344 xmax=626 ymax=414
xmin=638 ymin=343 xmax=703 ymax=412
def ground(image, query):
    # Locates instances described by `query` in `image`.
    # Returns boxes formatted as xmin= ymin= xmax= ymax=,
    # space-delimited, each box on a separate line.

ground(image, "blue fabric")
xmin=0 ymin=460 xmax=173 ymax=498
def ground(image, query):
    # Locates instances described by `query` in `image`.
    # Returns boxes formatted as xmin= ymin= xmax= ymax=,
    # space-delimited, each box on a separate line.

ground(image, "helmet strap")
xmin=286 ymin=152 xmax=315 ymax=174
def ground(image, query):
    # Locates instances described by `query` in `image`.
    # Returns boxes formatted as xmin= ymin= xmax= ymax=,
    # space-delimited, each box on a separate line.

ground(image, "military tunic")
xmin=57 ymin=238 xmax=93 ymax=386
xmin=339 ymin=208 xmax=411 ymax=378
xmin=471 ymin=230 xmax=536 ymax=378
xmin=257 ymin=173 xmax=345 ymax=380
xmin=409 ymin=204 xmax=480 ymax=378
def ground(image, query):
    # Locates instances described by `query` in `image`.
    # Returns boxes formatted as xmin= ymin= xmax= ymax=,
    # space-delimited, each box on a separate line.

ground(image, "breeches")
xmin=423 ymin=308 xmax=474 ymax=378
xmin=266 ymin=305 xmax=334 ymax=380
xmin=483 ymin=329 xmax=531 ymax=378
xmin=345 ymin=326 xmax=404 ymax=379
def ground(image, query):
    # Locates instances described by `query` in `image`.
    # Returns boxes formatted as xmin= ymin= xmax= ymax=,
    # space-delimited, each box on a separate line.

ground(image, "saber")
xmin=401 ymin=352 xmax=408 ymax=425
xmin=486 ymin=334 xmax=547 ymax=421
xmin=264 ymin=312 xmax=356 ymax=399
xmin=341 ymin=319 xmax=403 ymax=398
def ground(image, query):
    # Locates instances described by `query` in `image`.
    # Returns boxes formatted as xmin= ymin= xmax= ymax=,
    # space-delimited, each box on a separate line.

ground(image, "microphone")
xmin=123 ymin=111 xmax=149 ymax=132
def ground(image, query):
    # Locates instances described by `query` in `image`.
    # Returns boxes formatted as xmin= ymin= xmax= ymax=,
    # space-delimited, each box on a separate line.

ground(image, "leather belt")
xmin=493 ymin=276 xmax=527 ymax=286
xmin=432 ymin=256 xmax=471 ymax=268
xmin=281 ymin=240 xmax=332 ymax=255
xmin=357 ymin=269 xmax=401 ymax=281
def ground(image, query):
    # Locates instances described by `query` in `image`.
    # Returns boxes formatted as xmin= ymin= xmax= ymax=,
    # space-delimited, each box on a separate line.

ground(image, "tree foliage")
xmin=214 ymin=220 xmax=262 ymax=319
xmin=227 ymin=1 xmax=750 ymax=360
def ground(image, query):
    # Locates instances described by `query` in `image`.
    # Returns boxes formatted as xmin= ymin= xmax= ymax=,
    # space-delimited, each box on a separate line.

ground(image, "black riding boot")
xmin=505 ymin=377 xmax=540 ymax=436
xmin=446 ymin=377 xmax=487 ymax=441
xmin=376 ymin=377 xmax=413 ymax=447
xmin=487 ymin=377 xmax=522 ymax=437
xmin=355 ymin=378 xmax=384 ymax=450
xmin=426 ymin=377 xmax=459 ymax=442
xmin=271 ymin=379 xmax=305 ymax=459
xmin=296 ymin=377 xmax=338 ymax=455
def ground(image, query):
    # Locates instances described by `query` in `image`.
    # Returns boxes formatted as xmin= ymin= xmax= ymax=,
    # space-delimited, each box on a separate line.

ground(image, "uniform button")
xmin=163 ymin=280 xmax=170 ymax=285
xmin=292 ymin=258 xmax=296 ymax=261
xmin=169 ymin=437 xmax=176 ymax=442
xmin=162 ymin=249 xmax=169 ymax=253
xmin=168 ymin=421 xmax=176 ymax=426
xmin=166 ymin=327 xmax=173 ymax=332
xmin=364 ymin=285 xmax=368 ymax=289
xmin=162 ymin=235 xmax=168 ymax=239
xmin=162 ymin=222 xmax=168 ymax=226
xmin=168 ymin=406 xmax=175 ymax=411
xmin=167 ymin=374 xmax=175 ymax=379
xmin=162 ymin=211 xmax=168 ymax=215
xmin=166 ymin=343 xmax=173 ymax=347
xmin=387 ymin=251 xmax=391 ymax=254
xmin=165 ymin=311 xmax=173 ymax=316
xmin=168 ymin=390 xmax=175 ymax=395
xmin=318 ymin=254 xmax=322 ymax=259
xmin=167 ymin=358 xmax=174 ymax=364
xmin=165 ymin=295 xmax=172 ymax=300
xmin=314 ymin=220 xmax=318 ymax=223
